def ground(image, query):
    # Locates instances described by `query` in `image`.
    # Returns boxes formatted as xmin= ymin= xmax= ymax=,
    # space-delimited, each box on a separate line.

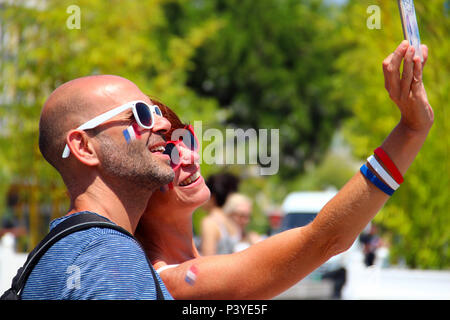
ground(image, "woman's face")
xmin=149 ymin=129 xmax=210 ymax=211
xmin=230 ymin=202 xmax=252 ymax=230
xmin=170 ymin=139 xmax=210 ymax=207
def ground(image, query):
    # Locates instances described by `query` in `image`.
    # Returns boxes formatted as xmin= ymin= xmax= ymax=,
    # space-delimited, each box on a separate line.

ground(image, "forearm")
xmin=380 ymin=121 xmax=430 ymax=175
xmin=312 ymin=121 xmax=431 ymax=256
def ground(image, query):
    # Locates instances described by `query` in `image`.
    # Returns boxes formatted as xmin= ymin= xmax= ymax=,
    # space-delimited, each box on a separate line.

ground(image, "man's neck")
xmin=68 ymin=178 xmax=152 ymax=234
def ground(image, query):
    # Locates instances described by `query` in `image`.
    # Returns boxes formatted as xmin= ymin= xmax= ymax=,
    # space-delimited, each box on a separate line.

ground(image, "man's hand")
xmin=383 ymin=41 xmax=434 ymax=133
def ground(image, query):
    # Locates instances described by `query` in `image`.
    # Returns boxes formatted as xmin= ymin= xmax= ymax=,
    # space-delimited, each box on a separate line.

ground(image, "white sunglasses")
xmin=62 ymin=100 xmax=163 ymax=158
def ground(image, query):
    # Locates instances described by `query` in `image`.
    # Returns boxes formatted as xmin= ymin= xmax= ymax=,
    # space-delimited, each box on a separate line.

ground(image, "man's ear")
xmin=66 ymin=130 xmax=100 ymax=166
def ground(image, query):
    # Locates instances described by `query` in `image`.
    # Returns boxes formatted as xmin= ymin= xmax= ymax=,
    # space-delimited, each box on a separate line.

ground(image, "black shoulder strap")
xmin=0 ymin=212 xmax=164 ymax=300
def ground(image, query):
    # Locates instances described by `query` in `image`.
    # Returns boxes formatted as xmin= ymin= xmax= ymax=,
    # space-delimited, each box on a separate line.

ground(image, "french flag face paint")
xmin=123 ymin=122 xmax=143 ymax=143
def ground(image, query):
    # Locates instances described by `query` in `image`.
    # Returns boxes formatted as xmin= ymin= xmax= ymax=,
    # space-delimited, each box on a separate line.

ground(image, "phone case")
xmin=397 ymin=0 xmax=424 ymax=62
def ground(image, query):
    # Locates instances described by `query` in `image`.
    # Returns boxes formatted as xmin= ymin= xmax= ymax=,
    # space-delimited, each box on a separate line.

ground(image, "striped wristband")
xmin=367 ymin=155 xmax=400 ymax=190
xmin=360 ymin=164 xmax=395 ymax=196
xmin=374 ymin=147 xmax=404 ymax=184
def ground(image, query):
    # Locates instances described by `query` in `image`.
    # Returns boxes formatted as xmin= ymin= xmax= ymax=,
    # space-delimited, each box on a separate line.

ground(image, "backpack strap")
xmin=1 ymin=212 xmax=164 ymax=300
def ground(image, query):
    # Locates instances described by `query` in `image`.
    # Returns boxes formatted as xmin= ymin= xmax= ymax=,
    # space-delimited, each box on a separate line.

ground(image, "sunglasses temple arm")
xmin=78 ymin=104 xmax=132 ymax=131
xmin=60 ymin=103 xmax=135 ymax=158
xmin=62 ymin=144 xmax=71 ymax=158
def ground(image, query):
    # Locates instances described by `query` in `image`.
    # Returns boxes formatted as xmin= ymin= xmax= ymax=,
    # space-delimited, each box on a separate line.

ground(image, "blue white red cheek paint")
xmin=122 ymin=122 xmax=143 ymax=143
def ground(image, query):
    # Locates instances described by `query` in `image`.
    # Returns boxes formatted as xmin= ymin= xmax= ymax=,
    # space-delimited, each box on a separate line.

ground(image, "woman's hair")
xmin=206 ymin=173 xmax=240 ymax=207
xmin=148 ymin=96 xmax=186 ymax=139
xmin=222 ymin=193 xmax=252 ymax=215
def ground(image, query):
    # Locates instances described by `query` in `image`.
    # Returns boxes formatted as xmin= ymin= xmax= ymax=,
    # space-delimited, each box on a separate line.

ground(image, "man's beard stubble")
xmin=96 ymin=133 xmax=174 ymax=191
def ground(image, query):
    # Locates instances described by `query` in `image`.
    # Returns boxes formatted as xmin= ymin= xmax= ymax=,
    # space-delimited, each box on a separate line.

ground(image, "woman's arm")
xmin=161 ymin=42 xmax=434 ymax=299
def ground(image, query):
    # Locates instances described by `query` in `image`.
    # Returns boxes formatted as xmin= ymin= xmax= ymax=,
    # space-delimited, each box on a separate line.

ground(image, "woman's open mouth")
xmin=179 ymin=171 xmax=201 ymax=187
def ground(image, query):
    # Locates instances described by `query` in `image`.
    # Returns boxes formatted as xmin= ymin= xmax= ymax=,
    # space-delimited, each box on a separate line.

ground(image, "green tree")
xmin=166 ymin=0 xmax=351 ymax=179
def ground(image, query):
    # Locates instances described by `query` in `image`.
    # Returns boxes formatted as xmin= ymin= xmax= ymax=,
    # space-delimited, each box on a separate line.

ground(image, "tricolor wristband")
xmin=374 ymin=147 xmax=404 ymax=184
xmin=360 ymin=164 xmax=395 ymax=196
xmin=367 ymin=155 xmax=400 ymax=190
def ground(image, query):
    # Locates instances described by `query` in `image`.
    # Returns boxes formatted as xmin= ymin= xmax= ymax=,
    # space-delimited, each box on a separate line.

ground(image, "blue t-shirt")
xmin=21 ymin=211 xmax=173 ymax=300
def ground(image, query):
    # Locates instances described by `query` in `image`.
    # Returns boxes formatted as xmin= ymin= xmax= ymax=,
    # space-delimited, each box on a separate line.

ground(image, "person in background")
xmin=0 ymin=190 xmax=26 ymax=239
xmin=199 ymin=173 xmax=241 ymax=255
xmin=359 ymin=223 xmax=383 ymax=267
xmin=222 ymin=193 xmax=264 ymax=252
xmin=265 ymin=207 xmax=284 ymax=236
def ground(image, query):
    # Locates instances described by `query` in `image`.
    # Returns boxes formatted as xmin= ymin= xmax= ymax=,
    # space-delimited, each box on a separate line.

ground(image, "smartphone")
xmin=397 ymin=0 xmax=424 ymax=62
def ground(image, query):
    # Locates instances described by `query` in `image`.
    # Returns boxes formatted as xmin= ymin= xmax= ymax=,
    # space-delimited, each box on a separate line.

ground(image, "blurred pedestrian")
xmin=360 ymin=223 xmax=382 ymax=267
xmin=222 ymin=193 xmax=264 ymax=252
xmin=265 ymin=207 xmax=284 ymax=236
xmin=200 ymin=173 xmax=241 ymax=255
xmin=0 ymin=190 xmax=26 ymax=239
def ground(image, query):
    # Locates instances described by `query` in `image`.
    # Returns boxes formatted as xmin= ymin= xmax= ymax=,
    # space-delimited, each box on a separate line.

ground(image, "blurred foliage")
xmin=178 ymin=0 xmax=351 ymax=178
xmin=0 ymin=0 xmax=448 ymax=268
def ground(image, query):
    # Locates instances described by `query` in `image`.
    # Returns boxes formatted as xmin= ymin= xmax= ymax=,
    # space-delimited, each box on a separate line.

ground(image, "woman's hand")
xmin=382 ymin=40 xmax=434 ymax=133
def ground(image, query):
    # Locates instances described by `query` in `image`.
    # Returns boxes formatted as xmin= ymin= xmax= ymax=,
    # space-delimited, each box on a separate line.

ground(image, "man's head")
xmin=39 ymin=75 xmax=174 ymax=193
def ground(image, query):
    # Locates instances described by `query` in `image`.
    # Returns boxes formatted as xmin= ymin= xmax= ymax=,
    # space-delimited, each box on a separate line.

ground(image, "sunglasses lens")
xmin=154 ymin=106 xmax=163 ymax=117
xmin=188 ymin=130 xmax=198 ymax=151
xmin=175 ymin=127 xmax=198 ymax=151
xmin=135 ymin=102 xmax=152 ymax=127
xmin=163 ymin=143 xmax=180 ymax=168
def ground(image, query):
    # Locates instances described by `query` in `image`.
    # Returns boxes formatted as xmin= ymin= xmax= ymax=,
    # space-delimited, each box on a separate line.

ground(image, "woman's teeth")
xmin=179 ymin=171 xmax=200 ymax=186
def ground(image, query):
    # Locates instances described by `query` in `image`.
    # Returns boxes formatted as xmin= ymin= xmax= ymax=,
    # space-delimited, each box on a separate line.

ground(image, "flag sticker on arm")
xmin=185 ymin=265 xmax=198 ymax=285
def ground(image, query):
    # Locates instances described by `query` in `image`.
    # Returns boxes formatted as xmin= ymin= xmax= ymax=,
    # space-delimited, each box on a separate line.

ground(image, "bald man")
xmin=21 ymin=75 xmax=175 ymax=299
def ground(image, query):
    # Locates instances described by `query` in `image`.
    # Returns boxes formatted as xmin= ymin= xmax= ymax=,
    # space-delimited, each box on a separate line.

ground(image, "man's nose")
xmin=151 ymin=114 xmax=171 ymax=135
